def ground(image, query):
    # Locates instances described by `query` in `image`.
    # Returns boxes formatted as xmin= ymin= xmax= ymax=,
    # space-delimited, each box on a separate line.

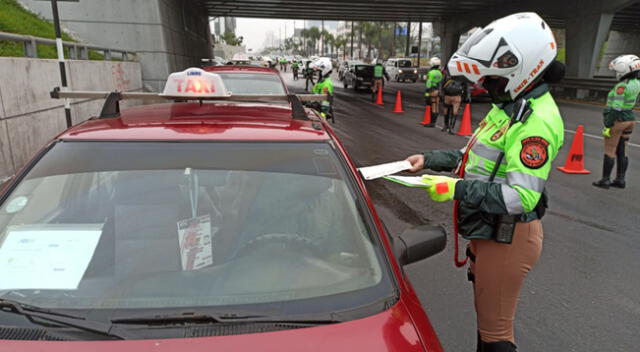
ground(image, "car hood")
xmin=0 ymin=302 xmax=427 ymax=352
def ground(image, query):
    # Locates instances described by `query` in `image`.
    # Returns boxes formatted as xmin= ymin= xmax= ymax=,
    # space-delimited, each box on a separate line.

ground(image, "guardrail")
xmin=551 ymin=77 xmax=616 ymax=92
xmin=0 ymin=31 xmax=137 ymax=61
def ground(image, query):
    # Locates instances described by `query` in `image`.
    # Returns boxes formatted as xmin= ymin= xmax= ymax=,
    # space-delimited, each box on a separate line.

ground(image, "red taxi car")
xmin=0 ymin=68 xmax=445 ymax=351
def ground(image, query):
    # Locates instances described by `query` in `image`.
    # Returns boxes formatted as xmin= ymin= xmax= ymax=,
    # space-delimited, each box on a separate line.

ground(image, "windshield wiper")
xmin=112 ymin=311 xmax=342 ymax=326
xmin=0 ymin=299 xmax=132 ymax=340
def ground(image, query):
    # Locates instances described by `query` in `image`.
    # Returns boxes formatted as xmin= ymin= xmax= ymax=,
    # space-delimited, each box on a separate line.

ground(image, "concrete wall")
xmin=596 ymin=30 xmax=640 ymax=77
xmin=19 ymin=0 xmax=212 ymax=92
xmin=0 ymin=57 xmax=142 ymax=179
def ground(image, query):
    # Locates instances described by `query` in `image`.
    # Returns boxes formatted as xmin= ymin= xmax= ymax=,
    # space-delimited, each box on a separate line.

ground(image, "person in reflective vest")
xmin=405 ymin=13 xmax=565 ymax=352
xmin=311 ymin=58 xmax=334 ymax=120
xmin=423 ymin=57 xmax=444 ymax=127
xmin=593 ymin=54 xmax=640 ymax=189
xmin=373 ymin=59 xmax=390 ymax=96
xmin=291 ymin=60 xmax=300 ymax=81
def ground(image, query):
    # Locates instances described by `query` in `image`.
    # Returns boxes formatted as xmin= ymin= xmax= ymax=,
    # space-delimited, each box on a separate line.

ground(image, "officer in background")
xmin=405 ymin=12 xmax=565 ymax=351
xmin=292 ymin=60 xmax=300 ymax=81
xmin=373 ymin=59 xmax=390 ymax=97
xmin=593 ymin=54 xmax=640 ymax=189
xmin=311 ymin=58 xmax=334 ymax=121
xmin=423 ymin=57 xmax=444 ymax=128
xmin=442 ymin=71 xmax=470 ymax=134
xmin=304 ymin=60 xmax=316 ymax=92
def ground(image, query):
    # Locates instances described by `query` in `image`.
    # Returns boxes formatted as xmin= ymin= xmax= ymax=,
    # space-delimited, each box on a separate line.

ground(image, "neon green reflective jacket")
xmin=607 ymin=78 xmax=640 ymax=110
xmin=425 ymin=69 xmax=443 ymax=89
xmin=313 ymin=78 xmax=334 ymax=105
xmin=422 ymin=84 xmax=564 ymax=239
xmin=374 ymin=65 xmax=384 ymax=78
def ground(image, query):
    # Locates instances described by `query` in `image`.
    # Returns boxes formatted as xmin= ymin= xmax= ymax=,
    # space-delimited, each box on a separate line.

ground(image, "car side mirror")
xmin=394 ymin=225 xmax=446 ymax=265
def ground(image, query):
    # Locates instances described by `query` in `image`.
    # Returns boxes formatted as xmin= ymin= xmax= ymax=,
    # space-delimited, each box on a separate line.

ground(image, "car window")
xmin=398 ymin=60 xmax=412 ymax=68
xmin=0 ymin=142 xmax=394 ymax=317
xmin=216 ymin=73 xmax=285 ymax=95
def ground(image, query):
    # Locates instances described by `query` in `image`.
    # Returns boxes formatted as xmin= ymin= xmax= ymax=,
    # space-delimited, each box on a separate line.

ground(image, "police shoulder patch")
xmin=616 ymin=85 xmax=625 ymax=95
xmin=520 ymin=136 xmax=549 ymax=169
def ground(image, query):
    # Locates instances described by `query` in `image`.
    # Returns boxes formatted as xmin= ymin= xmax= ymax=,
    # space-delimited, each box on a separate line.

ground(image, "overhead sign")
xmin=161 ymin=68 xmax=230 ymax=98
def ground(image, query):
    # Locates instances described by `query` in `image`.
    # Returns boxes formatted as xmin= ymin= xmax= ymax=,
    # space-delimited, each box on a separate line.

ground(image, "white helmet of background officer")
xmin=609 ymin=54 xmax=640 ymax=80
xmin=447 ymin=12 xmax=557 ymax=103
xmin=429 ymin=57 xmax=441 ymax=67
xmin=311 ymin=57 xmax=333 ymax=77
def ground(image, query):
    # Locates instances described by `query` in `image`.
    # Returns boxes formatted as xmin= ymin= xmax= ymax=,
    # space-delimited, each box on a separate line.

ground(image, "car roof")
xmin=59 ymin=102 xmax=329 ymax=142
xmin=202 ymin=65 xmax=277 ymax=73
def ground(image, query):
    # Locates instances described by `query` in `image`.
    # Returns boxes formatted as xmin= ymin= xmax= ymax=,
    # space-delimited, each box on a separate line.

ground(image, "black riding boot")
xmin=592 ymin=155 xmax=615 ymax=189
xmin=479 ymin=340 xmax=517 ymax=352
xmin=442 ymin=113 xmax=450 ymax=131
xmin=612 ymin=156 xmax=628 ymax=188
xmin=424 ymin=113 xmax=438 ymax=128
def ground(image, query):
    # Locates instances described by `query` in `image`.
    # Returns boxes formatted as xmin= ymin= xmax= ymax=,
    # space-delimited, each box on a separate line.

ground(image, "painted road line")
xmin=565 ymin=129 xmax=640 ymax=148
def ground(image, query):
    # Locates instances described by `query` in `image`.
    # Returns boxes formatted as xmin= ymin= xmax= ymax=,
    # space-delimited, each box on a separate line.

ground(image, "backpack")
xmin=444 ymin=79 xmax=464 ymax=96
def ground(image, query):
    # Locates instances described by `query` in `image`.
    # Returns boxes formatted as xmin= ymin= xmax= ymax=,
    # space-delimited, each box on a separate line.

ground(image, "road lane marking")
xmin=565 ymin=129 xmax=640 ymax=148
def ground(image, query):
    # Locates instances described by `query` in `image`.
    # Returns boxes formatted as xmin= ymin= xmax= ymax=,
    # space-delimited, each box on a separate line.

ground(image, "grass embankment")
xmin=0 ymin=0 xmax=103 ymax=59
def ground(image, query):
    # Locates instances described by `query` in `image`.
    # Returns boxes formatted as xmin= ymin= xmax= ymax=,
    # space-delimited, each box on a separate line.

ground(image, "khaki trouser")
xmin=468 ymin=220 xmax=543 ymax=343
xmin=444 ymin=95 xmax=462 ymax=116
xmin=604 ymin=120 xmax=634 ymax=157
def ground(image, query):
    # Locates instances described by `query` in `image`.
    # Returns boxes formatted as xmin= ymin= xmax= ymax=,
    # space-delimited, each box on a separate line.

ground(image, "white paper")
xmin=358 ymin=160 xmax=412 ymax=180
xmin=0 ymin=224 xmax=103 ymax=290
xmin=383 ymin=175 xmax=432 ymax=188
xmin=177 ymin=214 xmax=213 ymax=271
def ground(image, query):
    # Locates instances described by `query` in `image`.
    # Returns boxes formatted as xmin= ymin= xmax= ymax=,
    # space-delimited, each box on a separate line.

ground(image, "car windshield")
xmin=398 ymin=60 xmax=412 ymax=68
xmin=355 ymin=65 xmax=373 ymax=74
xmin=0 ymin=142 xmax=393 ymax=317
xmin=216 ymin=73 xmax=286 ymax=95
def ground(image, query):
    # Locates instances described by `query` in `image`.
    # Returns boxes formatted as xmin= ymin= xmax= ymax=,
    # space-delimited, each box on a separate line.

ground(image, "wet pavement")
xmin=284 ymin=71 xmax=640 ymax=351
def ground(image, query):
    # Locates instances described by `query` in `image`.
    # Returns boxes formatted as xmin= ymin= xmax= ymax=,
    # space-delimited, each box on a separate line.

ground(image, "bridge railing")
xmin=0 ymin=31 xmax=137 ymax=61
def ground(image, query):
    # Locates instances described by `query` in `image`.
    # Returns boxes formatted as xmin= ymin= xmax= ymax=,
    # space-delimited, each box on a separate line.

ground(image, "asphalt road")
xmin=284 ymin=71 xmax=640 ymax=352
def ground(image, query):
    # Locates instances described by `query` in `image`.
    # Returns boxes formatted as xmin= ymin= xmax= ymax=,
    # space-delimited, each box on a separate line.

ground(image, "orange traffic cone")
xmin=557 ymin=125 xmax=591 ymax=174
xmin=375 ymin=87 xmax=384 ymax=105
xmin=393 ymin=90 xmax=404 ymax=113
xmin=420 ymin=106 xmax=432 ymax=125
xmin=456 ymin=104 xmax=472 ymax=136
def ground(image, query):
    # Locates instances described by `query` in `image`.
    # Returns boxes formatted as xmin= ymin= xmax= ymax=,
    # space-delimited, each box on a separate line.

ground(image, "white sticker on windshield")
xmin=0 ymin=224 xmax=103 ymax=290
xmin=177 ymin=214 xmax=213 ymax=271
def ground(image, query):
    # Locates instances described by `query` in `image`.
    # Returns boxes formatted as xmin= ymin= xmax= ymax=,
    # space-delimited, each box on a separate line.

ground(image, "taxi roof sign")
xmin=160 ymin=68 xmax=231 ymax=98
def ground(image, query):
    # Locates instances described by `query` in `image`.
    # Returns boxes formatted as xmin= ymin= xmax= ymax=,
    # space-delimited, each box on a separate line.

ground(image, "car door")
xmin=385 ymin=60 xmax=396 ymax=78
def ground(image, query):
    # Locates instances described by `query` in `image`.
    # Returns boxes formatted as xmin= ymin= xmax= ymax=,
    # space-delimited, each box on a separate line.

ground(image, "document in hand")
xmin=358 ymin=160 xmax=412 ymax=180
xmin=383 ymin=175 xmax=432 ymax=188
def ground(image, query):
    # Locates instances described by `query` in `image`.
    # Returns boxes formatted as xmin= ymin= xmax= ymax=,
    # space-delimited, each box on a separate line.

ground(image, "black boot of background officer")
xmin=478 ymin=340 xmax=517 ymax=352
xmin=593 ymin=155 xmax=615 ymax=189
xmin=612 ymin=138 xmax=629 ymax=188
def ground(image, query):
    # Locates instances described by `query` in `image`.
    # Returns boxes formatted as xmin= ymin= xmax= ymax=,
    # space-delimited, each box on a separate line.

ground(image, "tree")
xmin=308 ymin=26 xmax=321 ymax=56
xmin=334 ymin=35 xmax=348 ymax=60
xmin=221 ymin=31 xmax=243 ymax=46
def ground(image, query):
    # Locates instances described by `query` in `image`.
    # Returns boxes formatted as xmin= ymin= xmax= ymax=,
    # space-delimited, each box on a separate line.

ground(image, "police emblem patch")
xmin=490 ymin=124 xmax=509 ymax=141
xmin=616 ymin=86 xmax=625 ymax=95
xmin=520 ymin=137 xmax=549 ymax=169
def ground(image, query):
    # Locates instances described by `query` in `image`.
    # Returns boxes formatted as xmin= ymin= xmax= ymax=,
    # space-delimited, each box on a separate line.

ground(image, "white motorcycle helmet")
xmin=447 ymin=12 xmax=557 ymax=102
xmin=429 ymin=57 xmax=441 ymax=67
xmin=311 ymin=57 xmax=333 ymax=77
xmin=609 ymin=54 xmax=640 ymax=80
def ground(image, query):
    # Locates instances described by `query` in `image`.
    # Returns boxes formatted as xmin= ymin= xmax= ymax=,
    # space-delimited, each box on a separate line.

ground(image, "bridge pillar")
xmin=565 ymin=12 xmax=614 ymax=79
xmin=433 ymin=19 xmax=464 ymax=65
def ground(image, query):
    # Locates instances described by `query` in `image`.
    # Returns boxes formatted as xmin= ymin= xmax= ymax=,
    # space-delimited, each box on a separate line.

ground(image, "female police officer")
xmin=405 ymin=13 xmax=564 ymax=352
xmin=593 ymin=54 xmax=640 ymax=189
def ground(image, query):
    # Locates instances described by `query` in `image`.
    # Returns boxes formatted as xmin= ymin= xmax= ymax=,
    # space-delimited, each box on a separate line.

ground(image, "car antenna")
xmin=287 ymin=94 xmax=310 ymax=121
xmin=99 ymin=92 xmax=123 ymax=118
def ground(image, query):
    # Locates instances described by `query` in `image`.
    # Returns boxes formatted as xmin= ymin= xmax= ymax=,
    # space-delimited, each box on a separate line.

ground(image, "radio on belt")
xmin=161 ymin=68 xmax=231 ymax=98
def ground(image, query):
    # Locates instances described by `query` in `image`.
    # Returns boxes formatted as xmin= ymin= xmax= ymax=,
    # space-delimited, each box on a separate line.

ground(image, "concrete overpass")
xmin=21 ymin=0 xmax=640 ymax=87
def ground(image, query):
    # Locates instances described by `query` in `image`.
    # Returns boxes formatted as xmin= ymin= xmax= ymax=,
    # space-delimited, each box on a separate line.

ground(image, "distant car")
xmin=343 ymin=64 xmax=376 ymax=91
xmin=202 ymin=65 xmax=287 ymax=95
xmin=0 ymin=67 xmax=446 ymax=351
xmin=384 ymin=58 xmax=418 ymax=83
xmin=338 ymin=60 xmax=364 ymax=81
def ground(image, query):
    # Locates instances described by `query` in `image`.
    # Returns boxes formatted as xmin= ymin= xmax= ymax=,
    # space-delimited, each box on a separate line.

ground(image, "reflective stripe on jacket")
xmin=423 ymin=84 xmax=564 ymax=240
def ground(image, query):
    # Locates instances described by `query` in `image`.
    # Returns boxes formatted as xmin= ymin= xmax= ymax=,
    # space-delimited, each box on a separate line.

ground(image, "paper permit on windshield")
xmin=177 ymin=214 xmax=214 ymax=271
xmin=0 ymin=224 xmax=103 ymax=290
xmin=358 ymin=160 xmax=412 ymax=180
xmin=383 ymin=175 xmax=432 ymax=188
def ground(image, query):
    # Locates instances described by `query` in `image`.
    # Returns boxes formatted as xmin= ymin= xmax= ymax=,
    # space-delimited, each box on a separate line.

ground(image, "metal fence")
xmin=0 ymin=31 xmax=137 ymax=61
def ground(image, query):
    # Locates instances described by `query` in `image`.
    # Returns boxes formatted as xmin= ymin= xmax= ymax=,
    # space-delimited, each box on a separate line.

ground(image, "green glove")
xmin=421 ymin=175 xmax=460 ymax=202
xmin=602 ymin=127 xmax=611 ymax=138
